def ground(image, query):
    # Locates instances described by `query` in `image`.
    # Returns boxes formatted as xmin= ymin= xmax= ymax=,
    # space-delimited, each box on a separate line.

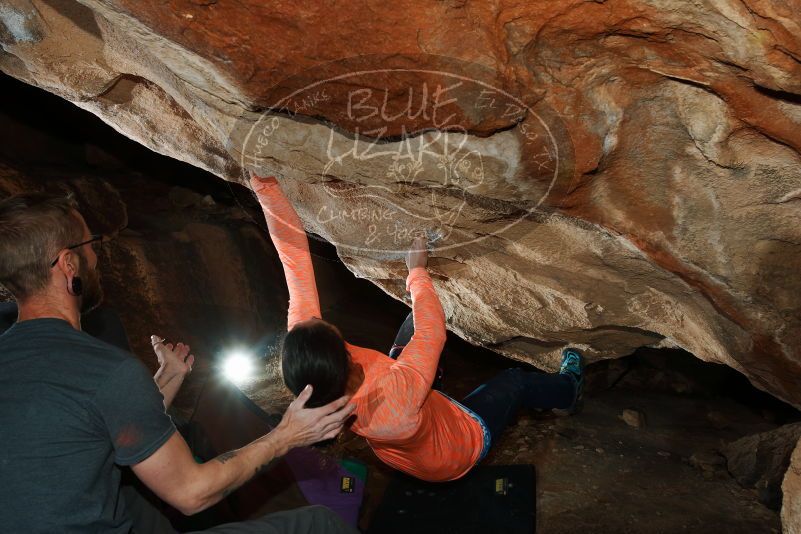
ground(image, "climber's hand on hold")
xmin=406 ymin=236 xmax=428 ymax=271
xmin=247 ymin=169 xmax=279 ymax=189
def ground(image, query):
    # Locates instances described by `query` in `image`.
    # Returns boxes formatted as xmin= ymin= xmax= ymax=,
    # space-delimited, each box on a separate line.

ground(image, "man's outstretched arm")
xmin=249 ymin=172 xmax=322 ymax=330
xmin=131 ymin=386 xmax=354 ymax=515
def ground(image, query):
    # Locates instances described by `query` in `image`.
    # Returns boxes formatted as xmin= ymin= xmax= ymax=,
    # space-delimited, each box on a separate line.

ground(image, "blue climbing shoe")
xmin=554 ymin=348 xmax=584 ymax=415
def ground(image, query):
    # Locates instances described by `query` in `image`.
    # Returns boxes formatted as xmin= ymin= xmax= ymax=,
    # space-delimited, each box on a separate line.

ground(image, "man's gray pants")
xmin=122 ymin=484 xmax=358 ymax=534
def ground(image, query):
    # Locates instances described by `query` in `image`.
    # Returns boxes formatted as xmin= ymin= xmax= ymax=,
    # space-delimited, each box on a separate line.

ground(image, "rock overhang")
xmin=1 ymin=0 xmax=799 ymax=407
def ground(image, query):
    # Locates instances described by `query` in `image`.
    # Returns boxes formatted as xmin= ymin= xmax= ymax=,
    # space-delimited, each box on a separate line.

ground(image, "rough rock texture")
xmin=785 ymin=438 xmax=801 ymax=533
xmin=723 ymin=422 xmax=801 ymax=509
xmin=1 ymin=0 xmax=800 ymax=408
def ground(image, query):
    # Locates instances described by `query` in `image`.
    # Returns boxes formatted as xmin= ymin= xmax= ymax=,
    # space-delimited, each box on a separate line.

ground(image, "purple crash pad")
xmin=283 ymin=446 xmax=365 ymax=527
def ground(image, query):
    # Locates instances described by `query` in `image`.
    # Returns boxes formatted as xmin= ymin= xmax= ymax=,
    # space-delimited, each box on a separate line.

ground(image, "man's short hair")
xmin=0 ymin=192 xmax=84 ymax=299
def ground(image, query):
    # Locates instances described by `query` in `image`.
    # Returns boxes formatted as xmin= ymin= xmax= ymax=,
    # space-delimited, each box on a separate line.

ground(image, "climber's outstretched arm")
xmin=249 ymin=173 xmax=322 ymax=329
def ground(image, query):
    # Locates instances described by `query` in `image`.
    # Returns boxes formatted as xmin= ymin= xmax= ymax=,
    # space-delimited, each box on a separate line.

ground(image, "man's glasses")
xmin=49 ymin=234 xmax=107 ymax=267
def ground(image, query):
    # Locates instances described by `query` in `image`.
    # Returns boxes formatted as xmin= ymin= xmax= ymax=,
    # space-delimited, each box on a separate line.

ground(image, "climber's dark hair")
xmin=281 ymin=319 xmax=350 ymax=408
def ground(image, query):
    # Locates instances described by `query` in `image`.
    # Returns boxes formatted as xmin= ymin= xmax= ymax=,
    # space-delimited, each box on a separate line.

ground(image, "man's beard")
xmin=77 ymin=252 xmax=103 ymax=314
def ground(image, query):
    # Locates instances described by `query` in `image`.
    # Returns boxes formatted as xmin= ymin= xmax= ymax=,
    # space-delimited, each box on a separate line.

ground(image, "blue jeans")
xmin=461 ymin=368 xmax=576 ymax=443
xmin=389 ymin=312 xmax=577 ymax=446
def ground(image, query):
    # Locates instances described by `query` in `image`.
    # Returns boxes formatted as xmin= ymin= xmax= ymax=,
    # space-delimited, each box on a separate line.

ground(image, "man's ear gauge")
xmin=70 ymin=276 xmax=83 ymax=296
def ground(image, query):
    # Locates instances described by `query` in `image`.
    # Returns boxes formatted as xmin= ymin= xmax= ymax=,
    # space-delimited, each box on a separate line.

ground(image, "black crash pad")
xmin=368 ymin=464 xmax=535 ymax=534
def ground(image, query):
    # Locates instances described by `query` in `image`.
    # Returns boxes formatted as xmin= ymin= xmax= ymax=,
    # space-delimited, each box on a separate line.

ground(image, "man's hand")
xmin=152 ymin=335 xmax=195 ymax=377
xmin=152 ymin=335 xmax=195 ymax=408
xmin=406 ymin=235 xmax=428 ymax=271
xmin=275 ymin=385 xmax=355 ymax=450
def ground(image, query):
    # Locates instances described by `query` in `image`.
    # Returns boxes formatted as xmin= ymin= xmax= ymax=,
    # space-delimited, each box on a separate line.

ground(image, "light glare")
xmin=222 ymin=351 xmax=254 ymax=384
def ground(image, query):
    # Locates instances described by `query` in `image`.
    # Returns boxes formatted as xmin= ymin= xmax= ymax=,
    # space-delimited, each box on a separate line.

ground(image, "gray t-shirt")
xmin=0 ymin=318 xmax=175 ymax=533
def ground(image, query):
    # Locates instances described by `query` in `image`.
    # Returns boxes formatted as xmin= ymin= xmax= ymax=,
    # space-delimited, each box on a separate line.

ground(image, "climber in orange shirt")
xmin=250 ymin=171 xmax=585 ymax=482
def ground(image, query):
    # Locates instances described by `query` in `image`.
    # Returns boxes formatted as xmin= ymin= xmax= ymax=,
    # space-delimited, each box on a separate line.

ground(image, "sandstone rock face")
xmin=1 ymin=0 xmax=800 ymax=407
xmin=785 ymin=438 xmax=801 ymax=534
xmin=723 ymin=422 xmax=801 ymax=509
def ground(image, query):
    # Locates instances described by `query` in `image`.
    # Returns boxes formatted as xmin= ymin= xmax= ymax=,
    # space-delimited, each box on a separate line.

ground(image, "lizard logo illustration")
xmin=232 ymin=55 xmax=572 ymax=256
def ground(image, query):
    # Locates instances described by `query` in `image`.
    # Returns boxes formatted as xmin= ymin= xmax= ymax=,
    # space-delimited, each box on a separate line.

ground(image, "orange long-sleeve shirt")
xmin=251 ymin=175 xmax=487 ymax=482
